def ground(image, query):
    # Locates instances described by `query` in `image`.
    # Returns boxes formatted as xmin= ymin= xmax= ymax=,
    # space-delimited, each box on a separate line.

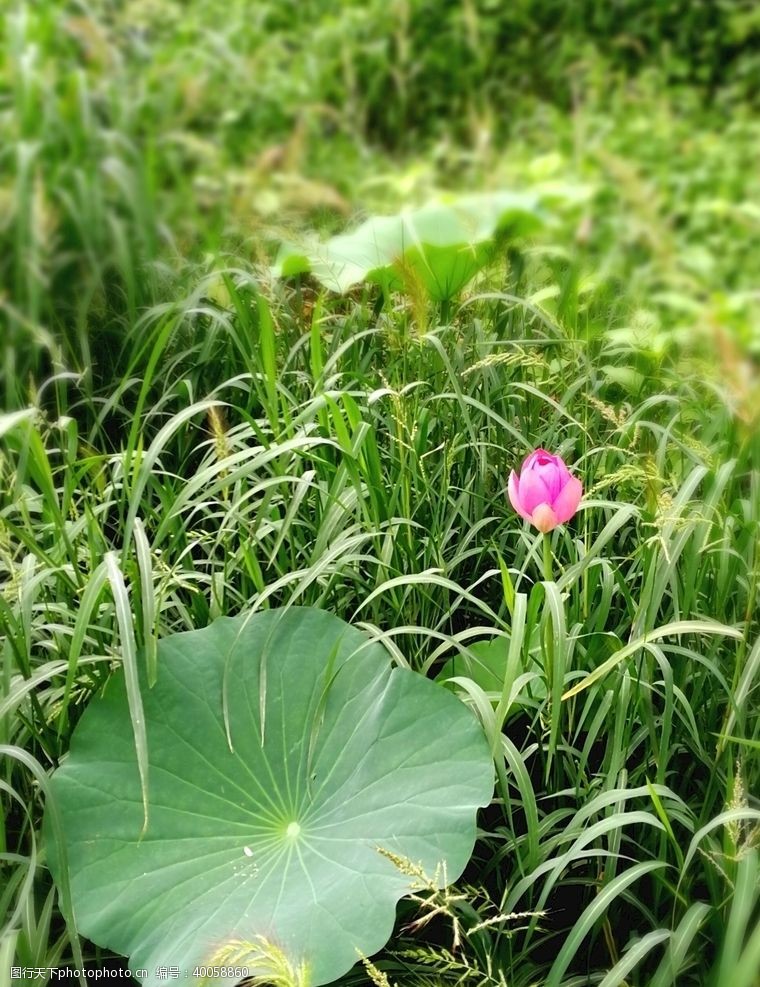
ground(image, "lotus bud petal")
xmin=509 ymin=449 xmax=582 ymax=532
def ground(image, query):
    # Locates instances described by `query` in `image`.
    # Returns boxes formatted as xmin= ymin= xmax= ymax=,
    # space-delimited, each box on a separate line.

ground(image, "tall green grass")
xmin=2 ymin=272 xmax=758 ymax=981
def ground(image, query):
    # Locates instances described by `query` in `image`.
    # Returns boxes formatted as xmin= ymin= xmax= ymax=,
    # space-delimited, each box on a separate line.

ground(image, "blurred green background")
xmin=2 ymin=0 xmax=760 ymax=407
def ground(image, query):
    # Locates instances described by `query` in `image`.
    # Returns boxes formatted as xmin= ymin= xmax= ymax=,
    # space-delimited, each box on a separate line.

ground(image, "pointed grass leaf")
xmin=44 ymin=607 xmax=494 ymax=986
xmin=597 ymin=929 xmax=671 ymax=987
xmin=561 ymin=620 xmax=742 ymax=701
xmin=0 ymin=407 xmax=36 ymax=438
xmin=544 ymin=861 xmax=667 ymax=987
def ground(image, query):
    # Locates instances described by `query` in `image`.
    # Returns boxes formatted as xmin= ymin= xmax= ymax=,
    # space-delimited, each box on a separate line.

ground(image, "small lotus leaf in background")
xmin=45 ymin=607 xmax=494 ymax=986
xmin=272 ymin=191 xmax=546 ymax=300
xmin=436 ymin=635 xmax=546 ymax=707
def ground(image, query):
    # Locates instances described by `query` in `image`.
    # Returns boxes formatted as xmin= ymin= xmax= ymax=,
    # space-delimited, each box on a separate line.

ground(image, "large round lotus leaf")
xmin=45 ymin=607 xmax=494 ymax=986
xmin=272 ymin=191 xmax=546 ymax=299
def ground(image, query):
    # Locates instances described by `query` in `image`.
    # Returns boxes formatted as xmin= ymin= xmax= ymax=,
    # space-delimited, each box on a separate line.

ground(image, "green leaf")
xmin=272 ymin=192 xmax=545 ymax=301
xmin=437 ymin=639 xmax=516 ymax=695
xmin=436 ymin=631 xmax=544 ymax=711
xmin=0 ymin=408 xmax=36 ymax=438
xmin=545 ymin=861 xmax=667 ymax=987
xmin=562 ymin=620 xmax=742 ymax=701
xmin=45 ymin=607 xmax=494 ymax=986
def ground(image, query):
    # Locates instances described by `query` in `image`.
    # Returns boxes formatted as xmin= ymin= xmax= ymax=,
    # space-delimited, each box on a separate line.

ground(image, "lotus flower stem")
xmin=541 ymin=532 xmax=555 ymax=697
xmin=542 ymin=532 xmax=554 ymax=583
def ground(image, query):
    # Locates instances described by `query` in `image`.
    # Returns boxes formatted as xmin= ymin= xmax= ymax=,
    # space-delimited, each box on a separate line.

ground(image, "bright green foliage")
xmin=45 ymin=608 xmax=493 ymax=985
xmin=273 ymin=193 xmax=545 ymax=299
xmin=438 ymin=639 xmax=522 ymax=696
xmin=436 ymin=634 xmax=545 ymax=709
xmin=2 ymin=0 xmax=760 ymax=985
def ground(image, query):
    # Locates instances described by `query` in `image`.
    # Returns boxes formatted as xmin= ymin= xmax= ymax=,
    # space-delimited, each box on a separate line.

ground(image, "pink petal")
xmin=514 ymin=468 xmax=551 ymax=515
xmin=508 ymin=470 xmax=531 ymax=520
xmin=531 ymin=504 xmax=559 ymax=533
xmin=551 ymin=476 xmax=583 ymax=524
xmin=534 ymin=460 xmax=564 ymax=500
xmin=521 ymin=448 xmax=550 ymax=471
xmin=555 ymin=457 xmax=572 ymax=486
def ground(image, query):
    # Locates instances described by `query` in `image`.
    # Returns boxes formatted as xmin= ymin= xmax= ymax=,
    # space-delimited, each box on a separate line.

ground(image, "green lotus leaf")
xmin=45 ymin=607 xmax=494 ymax=986
xmin=436 ymin=635 xmax=546 ymax=707
xmin=272 ymin=191 xmax=546 ymax=300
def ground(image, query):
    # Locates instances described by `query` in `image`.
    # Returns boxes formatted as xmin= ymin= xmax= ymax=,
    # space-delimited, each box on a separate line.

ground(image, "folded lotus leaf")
xmin=272 ymin=191 xmax=545 ymax=300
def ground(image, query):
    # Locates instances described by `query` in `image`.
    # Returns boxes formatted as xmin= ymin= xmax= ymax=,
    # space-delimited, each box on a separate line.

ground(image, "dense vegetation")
xmin=2 ymin=1 xmax=759 ymax=985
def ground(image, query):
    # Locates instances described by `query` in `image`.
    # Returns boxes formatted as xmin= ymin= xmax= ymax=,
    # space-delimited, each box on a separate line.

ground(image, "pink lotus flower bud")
xmin=508 ymin=449 xmax=583 ymax=533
